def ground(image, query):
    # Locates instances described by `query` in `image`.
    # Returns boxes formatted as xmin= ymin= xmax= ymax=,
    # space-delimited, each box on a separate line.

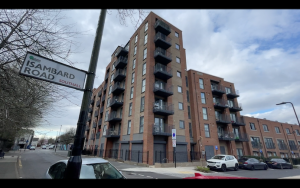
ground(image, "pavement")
xmin=0 ymin=151 xmax=20 ymax=179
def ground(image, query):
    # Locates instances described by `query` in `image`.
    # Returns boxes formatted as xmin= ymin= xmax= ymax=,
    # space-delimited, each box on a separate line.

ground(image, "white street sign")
xmin=20 ymin=52 xmax=87 ymax=90
xmin=172 ymin=129 xmax=176 ymax=140
xmin=172 ymin=140 xmax=176 ymax=147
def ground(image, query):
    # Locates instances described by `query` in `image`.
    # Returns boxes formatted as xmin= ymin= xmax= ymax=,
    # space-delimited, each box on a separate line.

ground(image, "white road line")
xmin=138 ymin=174 xmax=144 ymax=176
xmin=146 ymin=176 xmax=153 ymax=178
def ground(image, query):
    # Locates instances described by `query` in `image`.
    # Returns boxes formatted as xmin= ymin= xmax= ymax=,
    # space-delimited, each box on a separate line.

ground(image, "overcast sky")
xmin=33 ymin=9 xmax=300 ymax=139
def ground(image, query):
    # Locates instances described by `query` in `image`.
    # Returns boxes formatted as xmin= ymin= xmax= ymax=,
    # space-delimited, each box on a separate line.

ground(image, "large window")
xmin=130 ymin=87 xmax=134 ymax=99
xmin=132 ymin=59 xmax=136 ymax=70
xmin=142 ymin=63 xmax=146 ymax=75
xmin=103 ymin=125 xmax=107 ymax=136
xmin=145 ymin=22 xmax=148 ymax=32
xmin=188 ymin=106 xmax=191 ymax=119
xmin=108 ymin=85 xmax=112 ymax=94
xmin=177 ymin=71 xmax=181 ymax=77
xmin=128 ymin=102 xmax=132 ymax=116
xmin=185 ymin=76 xmax=188 ymax=87
xmin=107 ymin=97 xmax=111 ymax=108
xmin=127 ymin=120 xmax=131 ymax=134
xmin=225 ymin=87 xmax=231 ymax=94
xmin=263 ymin=124 xmax=269 ymax=132
xmin=135 ymin=34 xmax=138 ymax=44
xmin=175 ymin=43 xmax=180 ymax=50
xmin=230 ymin=113 xmax=236 ymax=122
xmin=275 ymin=127 xmax=281 ymax=133
xmin=112 ymin=62 xmax=115 ymax=71
xmin=265 ymin=138 xmax=274 ymax=149
xmin=110 ymin=74 xmax=114 ymax=83
xmin=140 ymin=116 xmax=144 ymax=133
xmin=286 ymin=128 xmax=291 ymax=134
xmin=105 ymin=111 xmax=109 ymax=121
xmin=131 ymin=72 xmax=135 ymax=84
xmin=199 ymin=78 xmax=204 ymax=89
xmin=141 ymin=79 xmax=146 ymax=93
xmin=204 ymin=124 xmax=210 ymax=137
xmin=179 ymin=120 xmax=185 ymax=129
xmin=134 ymin=46 xmax=137 ymax=55
xmin=186 ymin=90 xmax=190 ymax=102
xmin=250 ymin=123 xmax=256 ymax=130
xmin=176 ymin=57 xmax=180 ymax=63
xmin=296 ymin=130 xmax=300 ymax=136
xmin=175 ymin=31 xmax=179 ymax=37
xmin=178 ymin=102 xmax=183 ymax=110
xmin=143 ymin=48 xmax=147 ymax=59
xmin=140 ymin=96 xmax=145 ymax=112
xmin=144 ymin=34 xmax=148 ymax=45
xmin=178 ymin=86 xmax=182 ymax=93
xmin=202 ymin=108 xmax=207 ymax=120
xmin=189 ymin=123 xmax=193 ymax=138
xmin=201 ymin=93 xmax=206 ymax=104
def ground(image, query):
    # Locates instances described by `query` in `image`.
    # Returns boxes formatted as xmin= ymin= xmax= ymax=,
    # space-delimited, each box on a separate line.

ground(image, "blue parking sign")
xmin=215 ymin=146 xmax=218 ymax=150
xmin=260 ymin=149 xmax=262 ymax=153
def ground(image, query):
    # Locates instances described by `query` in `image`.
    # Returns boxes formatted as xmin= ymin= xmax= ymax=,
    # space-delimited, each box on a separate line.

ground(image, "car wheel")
xmin=234 ymin=164 xmax=238 ymax=171
xmin=290 ymin=165 xmax=293 ymax=169
xmin=264 ymin=165 xmax=268 ymax=170
xmin=221 ymin=164 xmax=227 ymax=172
xmin=251 ymin=165 xmax=254 ymax=171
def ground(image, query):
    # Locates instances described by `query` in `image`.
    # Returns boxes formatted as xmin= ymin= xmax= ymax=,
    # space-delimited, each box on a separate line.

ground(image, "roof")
xmin=58 ymin=157 xmax=108 ymax=165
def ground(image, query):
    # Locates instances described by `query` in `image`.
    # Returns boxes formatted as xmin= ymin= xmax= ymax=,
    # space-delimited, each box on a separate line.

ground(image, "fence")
xmin=124 ymin=150 xmax=149 ymax=164
xmin=154 ymin=151 xmax=202 ymax=163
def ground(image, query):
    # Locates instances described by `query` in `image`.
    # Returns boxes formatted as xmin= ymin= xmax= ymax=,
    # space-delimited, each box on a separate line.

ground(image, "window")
xmin=175 ymin=31 xmax=179 ymax=37
xmin=186 ymin=90 xmax=190 ymax=102
xmin=188 ymin=123 xmax=193 ymax=139
xmin=275 ymin=127 xmax=281 ymax=133
xmin=142 ymin=63 xmax=146 ymax=75
xmin=140 ymin=116 xmax=144 ymax=133
xmin=176 ymin=57 xmax=180 ymax=63
xmin=105 ymin=111 xmax=109 ymax=121
xmin=225 ymin=87 xmax=231 ymax=94
xmin=296 ymin=130 xmax=300 ymax=136
xmin=140 ymin=97 xmax=145 ymax=112
xmin=298 ymin=141 xmax=300 ymax=145
xmin=175 ymin=43 xmax=180 ymax=50
xmin=265 ymin=138 xmax=274 ymax=149
xmin=134 ymin=46 xmax=137 ymax=55
xmin=185 ymin=76 xmax=188 ymax=87
xmin=110 ymin=73 xmax=114 ymax=83
xmin=143 ymin=48 xmax=147 ymax=59
xmin=177 ymin=71 xmax=181 ymax=77
xmin=135 ymin=34 xmax=138 ymax=44
xmin=230 ymin=113 xmax=236 ymax=122
xmin=177 ymin=86 xmax=182 ymax=93
xmin=107 ymin=97 xmax=111 ymax=107
xmin=112 ymin=62 xmax=115 ymax=71
xmin=128 ymin=103 xmax=132 ymax=116
xmin=273 ymin=152 xmax=277 ymax=156
xmin=179 ymin=120 xmax=185 ymax=129
xmin=280 ymin=153 xmax=285 ymax=158
xmin=199 ymin=78 xmax=204 ymax=89
xmin=130 ymin=87 xmax=134 ymax=99
xmin=263 ymin=124 xmax=269 ymax=132
xmin=120 ymin=107 xmax=123 ymax=118
xmin=250 ymin=123 xmax=256 ymax=130
xmin=127 ymin=120 xmax=131 ymax=134
xmin=103 ymin=125 xmax=107 ymax=136
xmin=237 ymin=149 xmax=243 ymax=160
xmin=227 ymin=100 xmax=234 ymax=107
xmin=132 ymin=59 xmax=136 ymax=70
xmin=131 ymin=72 xmax=135 ymax=84
xmin=145 ymin=22 xmax=148 ymax=32
xmin=144 ymin=34 xmax=148 ymax=45
xmin=108 ymin=85 xmax=112 ymax=94
xmin=201 ymin=93 xmax=206 ymax=104
xmin=286 ymin=128 xmax=291 ymax=134
xmin=202 ymin=108 xmax=208 ymax=120
xmin=188 ymin=106 xmax=191 ymax=119
xmin=178 ymin=102 xmax=183 ymax=110
xmin=141 ymin=79 xmax=146 ymax=93
xmin=253 ymin=151 xmax=258 ymax=156
xmin=204 ymin=124 xmax=210 ymax=137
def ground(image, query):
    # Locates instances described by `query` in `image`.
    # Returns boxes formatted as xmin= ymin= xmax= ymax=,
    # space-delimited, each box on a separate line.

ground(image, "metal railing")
xmin=213 ymin=98 xmax=228 ymax=107
xmin=109 ymin=97 xmax=123 ymax=107
xmin=211 ymin=84 xmax=226 ymax=93
xmin=289 ymin=144 xmax=298 ymax=150
xmin=98 ymin=118 xmax=102 ymax=126
xmin=85 ymin=126 xmax=90 ymax=131
xmin=229 ymin=103 xmax=242 ymax=110
xmin=154 ymin=63 xmax=172 ymax=75
xmin=153 ymin=102 xmax=174 ymax=112
xmin=226 ymin=89 xmax=239 ymax=96
xmin=99 ymin=106 xmax=104 ymax=113
xmin=104 ymin=128 xmax=120 ymax=137
xmin=93 ymin=122 xmax=97 ymax=128
xmin=265 ymin=142 xmax=276 ymax=149
xmin=104 ymin=73 xmax=109 ymax=80
xmin=114 ymin=68 xmax=126 ymax=77
xmin=125 ymin=150 xmax=149 ymax=164
xmin=108 ymin=111 xmax=122 ymax=121
xmin=98 ymin=90 xmax=102 ymax=97
xmin=155 ymin=32 xmax=172 ymax=43
xmin=115 ymin=56 xmax=128 ymax=67
xmin=278 ymin=143 xmax=288 ymax=150
xmin=154 ymin=19 xmax=171 ymax=33
xmin=96 ymin=100 xmax=100 ymax=107
xmin=251 ymin=141 xmax=262 ymax=149
xmin=115 ymin=46 xmax=129 ymax=57
xmin=153 ymin=82 xmax=173 ymax=93
xmin=87 ymin=117 xmax=91 ymax=122
xmin=88 ymin=108 xmax=93 ymax=113
xmin=103 ymin=83 xmax=107 ymax=90
xmin=94 ymin=110 xmax=98 ymax=117
xmin=215 ymin=114 xmax=231 ymax=123
xmin=112 ymin=82 xmax=125 ymax=91
xmin=96 ymin=132 xmax=100 ymax=139
xmin=152 ymin=124 xmax=173 ymax=135
xmin=101 ymin=94 xmax=106 ymax=102
xmin=154 ymin=47 xmax=172 ymax=59
xmin=234 ymin=133 xmax=249 ymax=141
xmin=218 ymin=131 xmax=235 ymax=140
xmin=231 ymin=116 xmax=245 ymax=125
xmin=90 ymin=133 xmax=95 ymax=140
xmin=90 ymin=99 xmax=94 ymax=104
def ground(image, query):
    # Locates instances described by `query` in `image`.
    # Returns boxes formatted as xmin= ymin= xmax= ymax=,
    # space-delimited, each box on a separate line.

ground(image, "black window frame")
xmin=179 ymin=120 xmax=185 ymax=129
xmin=140 ymin=96 xmax=145 ymax=112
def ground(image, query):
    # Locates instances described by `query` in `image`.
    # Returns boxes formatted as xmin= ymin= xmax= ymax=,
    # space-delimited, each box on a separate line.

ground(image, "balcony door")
xmin=217 ymin=126 xmax=224 ymax=137
xmin=154 ymin=117 xmax=164 ymax=132
xmin=215 ymin=111 xmax=221 ymax=120
xmin=233 ymin=128 xmax=239 ymax=138
xmin=228 ymin=100 xmax=234 ymax=107
xmin=154 ymin=98 xmax=165 ymax=109
xmin=155 ymin=80 xmax=166 ymax=90
xmin=230 ymin=113 xmax=236 ymax=122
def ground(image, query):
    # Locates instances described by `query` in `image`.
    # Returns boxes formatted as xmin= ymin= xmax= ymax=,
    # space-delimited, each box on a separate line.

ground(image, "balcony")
xmin=112 ymin=82 xmax=125 ymax=95
xmin=98 ymin=90 xmax=102 ymax=97
xmin=154 ymin=47 xmax=172 ymax=65
xmin=86 ymin=126 xmax=90 ymax=131
xmin=115 ymin=46 xmax=129 ymax=58
xmin=96 ymin=100 xmax=100 ymax=107
xmin=152 ymin=124 xmax=173 ymax=136
xmin=234 ymin=133 xmax=249 ymax=142
xmin=107 ymin=111 xmax=122 ymax=122
xmin=231 ymin=116 xmax=246 ymax=126
xmin=265 ymin=142 xmax=276 ymax=149
xmin=90 ymin=133 xmax=95 ymax=140
xmin=154 ymin=19 xmax=171 ymax=36
xmin=101 ymin=94 xmax=106 ymax=102
xmin=87 ymin=117 xmax=91 ymax=122
xmin=109 ymin=97 xmax=123 ymax=109
xmin=218 ymin=132 xmax=235 ymax=141
xmin=289 ymin=144 xmax=298 ymax=151
xmin=251 ymin=141 xmax=262 ymax=149
xmin=94 ymin=110 xmax=98 ymax=117
xmin=153 ymin=63 xmax=172 ymax=80
xmin=211 ymin=85 xmax=226 ymax=96
xmin=115 ymin=56 xmax=128 ymax=69
xmin=103 ymin=83 xmax=107 ymax=91
xmin=98 ymin=118 xmax=102 ymax=126
xmin=153 ymin=82 xmax=173 ymax=97
xmin=88 ymin=108 xmax=93 ymax=113
xmin=103 ymin=128 xmax=120 ymax=138
xmin=228 ymin=103 xmax=242 ymax=112
xmin=93 ymin=122 xmax=97 ymax=128
xmin=226 ymin=89 xmax=240 ymax=99
xmin=215 ymin=114 xmax=231 ymax=124
xmin=154 ymin=32 xmax=172 ymax=49
xmin=104 ymin=73 xmax=109 ymax=81
xmin=90 ymin=98 xmax=95 ymax=105
xmin=96 ymin=132 xmax=100 ymax=139
xmin=113 ymin=69 xmax=126 ymax=82
xmin=99 ymin=106 xmax=104 ymax=114
xmin=278 ymin=143 xmax=288 ymax=150
xmin=153 ymin=103 xmax=174 ymax=116
xmin=213 ymin=99 xmax=228 ymax=110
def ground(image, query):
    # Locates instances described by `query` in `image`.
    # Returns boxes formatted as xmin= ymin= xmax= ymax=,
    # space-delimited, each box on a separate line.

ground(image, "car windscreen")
xmin=80 ymin=163 xmax=124 ymax=179
xmin=211 ymin=156 xmax=225 ymax=160
xmin=272 ymin=159 xmax=286 ymax=163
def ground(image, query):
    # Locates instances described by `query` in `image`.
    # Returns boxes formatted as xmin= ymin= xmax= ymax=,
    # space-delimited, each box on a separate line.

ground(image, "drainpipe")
xmin=256 ymin=119 xmax=267 ymax=158
xmin=281 ymin=123 xmax=293 ymax=163
xmin=193 ymin=73 xmax=202 ymax=154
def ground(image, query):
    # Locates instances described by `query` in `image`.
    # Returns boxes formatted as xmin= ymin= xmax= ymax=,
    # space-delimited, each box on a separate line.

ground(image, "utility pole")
xmin=55 ymin=125 xmax=62 ymax=153
xmin=64 ymin=9 xmax=107 ymax=179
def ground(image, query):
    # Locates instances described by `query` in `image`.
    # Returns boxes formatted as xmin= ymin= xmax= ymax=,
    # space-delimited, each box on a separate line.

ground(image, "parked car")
xmin=48 ymin=145 xmax=55 ymax=149
xmin=30 ymin=146 xmax=36 ymax=150
xmin=184 ymin=173 xmax=258 ymax=179
xmin=206 ymin=155 xmax=239 ymax=172
xmin=45 ymin=158 xmax=126 ymax=179
xmin=266 ymin=158 xmax=293 ymax=169
xmin=238 ymin=157 xmax=268 ymax=170
xmin=42 ymin=145 xmax=47 ymax=149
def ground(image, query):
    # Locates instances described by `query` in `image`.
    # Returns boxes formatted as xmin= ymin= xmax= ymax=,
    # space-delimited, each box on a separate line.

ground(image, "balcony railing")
xmin=103 ymin=83 xmax=107 ymax=91
xmin=98 ymin=90 xmax=102 ymax=97
xmin=152 ymin=124 xmax=173 ymax=136
xmin=153 ymin=82 xmax=173 ymax=97
xmin=90 ymin=98 xmax=95 ymax=105
xmin=104 ymin=73 xmax=109 ymax=80
xmin=115 ymin=46 xmax=129 ymax=58
xmin=90 ymin=133 xmax=95 ymax=140
xmin=289 ymin=144 xmax=298 ymax=151
xmin=94 ymin=110 xmax=98 ymax=117
xmin=107 ymin=111 xmax=122 ymax=122
xmin=86 ymin=126 xmax=90 ymax=131
xmin=96 ymin=132 xmax=100 ymax=139
xmin=109 ymin=97 xmax=123 ymax=109
xmin=218 ymin=132 xmax=235 ymax=141
xmin=93 ymin=122 xmax=97 ymax=128
xmin=226 ymin=89 xmax=240 ymax=98
xmin=251 ymin=141 xmax=262 ymax=149
xmin=229 ymin=103 xmax=242 ymax=112
xmin=99 ymin=106 xmax=104 ymax=114
xmin=113 ymin=69 xmax=126 ymax=82
xmin=96 ymin=100 xmax=100 ymax=107
xmin=103 ymin=128 xmax=120 ymax=138
xmin=154 ymin=19 xmax=171 ymax=36
xmin=215 ymin=114 xmax=231 ymax=124
xmin=153 ymin=63 xmax=172 ymax=80
xmin=211 ymin=85 xmax=226 ymax=96
xmin=231 ymin=116 xmax=246 ymax=126
xmin=153 ymin=102 xmax=174 ymax=116
xmin=234 ymin=133 xmax=249 ymax=142
xmin=265 ymin=142 xmax=276 ymax=149
xmin=98 ymin=118 xmax=102 ymax=126
xmin=115 ymin=56 xmax=128 ymax=69
xmin=154 ymin=47 xmax=172 ymax=65
xmin=154 ymin=32 xmax=172 ymax=49
xmin=87 ymin=117 xmax=91 ymax=122
xmin=112 ymin=82 xmax=125 ymax=95
xmin=278 ymin=143 xmax=288 ymax=150
xmin=88 ymin=108 xmax=93 ymax=113
xmin=101 ymin=94 xmax=106 ymax=102
xmin=213 ymin=98 xmax=228 ymax=110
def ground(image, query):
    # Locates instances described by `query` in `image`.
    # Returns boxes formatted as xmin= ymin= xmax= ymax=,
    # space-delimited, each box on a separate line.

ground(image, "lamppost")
xmin=276 ymin=102 xmax=300 ymax=126
xmin=55 ymin=125 xmax=62 ymax=153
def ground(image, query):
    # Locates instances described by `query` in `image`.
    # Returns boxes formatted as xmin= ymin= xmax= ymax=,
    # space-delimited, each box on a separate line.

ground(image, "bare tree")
xmin=58 ymin=128 xmax=75 ymax=145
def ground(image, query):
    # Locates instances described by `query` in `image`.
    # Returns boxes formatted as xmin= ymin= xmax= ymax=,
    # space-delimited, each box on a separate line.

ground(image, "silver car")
xmin=45 ymin=158 xmax=126 ymax=179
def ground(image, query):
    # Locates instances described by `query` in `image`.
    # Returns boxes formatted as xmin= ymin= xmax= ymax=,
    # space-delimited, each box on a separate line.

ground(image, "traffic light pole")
xmin=64 ymin=9 xmax=106 ymax=179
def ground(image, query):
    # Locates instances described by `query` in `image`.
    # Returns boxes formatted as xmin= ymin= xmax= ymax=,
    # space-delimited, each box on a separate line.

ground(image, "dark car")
xmin=184 ymin=173 xmax=258 ymax=179
xmin=266 ymin=158 xmax=293 ymax=169
xmin=238 ymin=157 xmax=268 ymax=170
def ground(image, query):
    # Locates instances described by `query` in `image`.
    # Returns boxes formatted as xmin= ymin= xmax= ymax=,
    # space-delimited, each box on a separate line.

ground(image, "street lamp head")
xmin=276 ymin=102 xmax=287 ymax=105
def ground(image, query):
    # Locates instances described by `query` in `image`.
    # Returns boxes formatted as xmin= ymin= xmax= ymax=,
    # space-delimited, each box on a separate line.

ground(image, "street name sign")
xmin=20 ymin=52 xmax=87 ymax=91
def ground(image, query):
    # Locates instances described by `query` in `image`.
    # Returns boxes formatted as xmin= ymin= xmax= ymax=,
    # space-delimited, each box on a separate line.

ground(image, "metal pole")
xmin=64 ymin=9 xmax=107 ymax=179
xmin=138 ymin=151 xmax=140 ymax=163
xmin=174 ymin=147 xmax=176 ymax=168
xmin=289 ymin=103 xmax=300 ymax=126
xmin=55 ymin=125 xmax=62 ymax=153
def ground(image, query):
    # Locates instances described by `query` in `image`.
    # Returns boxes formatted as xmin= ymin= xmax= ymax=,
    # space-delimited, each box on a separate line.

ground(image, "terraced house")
xmin=83 ymin=12 xmax=300 ymax=165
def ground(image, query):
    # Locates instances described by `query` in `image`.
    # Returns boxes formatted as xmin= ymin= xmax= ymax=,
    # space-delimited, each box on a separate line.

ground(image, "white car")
xmin=48 ymin=145 xmax=55 ymax=149
xmin=42 ymin=145 xmax=47 ymax=149
xmin=207 ymin=155 xmax=239 ymax=172
xmin=30 ymin=146 xmax=36 ymax=150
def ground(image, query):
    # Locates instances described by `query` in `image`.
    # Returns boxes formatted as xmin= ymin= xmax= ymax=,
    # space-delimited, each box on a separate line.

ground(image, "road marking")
xmin=19 ymin=158 xmax=22 ymax=167
xmin=138 ymin=174 xmax=144 ymax=176
xmin=146 ymin=176 xmax=153 ymax=178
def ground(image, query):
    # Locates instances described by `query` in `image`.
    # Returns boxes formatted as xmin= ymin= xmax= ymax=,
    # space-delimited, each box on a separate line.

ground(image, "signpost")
xmin=172 ymin=129 xmax=176 ymax=168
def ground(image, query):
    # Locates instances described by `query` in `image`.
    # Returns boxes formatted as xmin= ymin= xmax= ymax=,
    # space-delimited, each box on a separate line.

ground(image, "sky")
xmin=33 ymin=9 xmax=300 ymax=139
